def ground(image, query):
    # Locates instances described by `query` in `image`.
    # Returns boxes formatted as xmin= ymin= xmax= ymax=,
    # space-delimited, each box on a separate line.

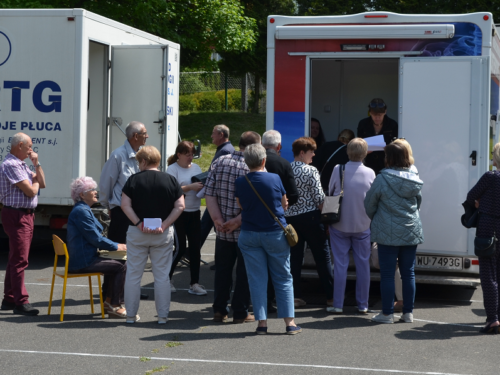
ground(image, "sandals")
xmin=294 ymin=298 xmax=306 ymax=308
xmin=104 ymin=301 xmax=127 ymax=318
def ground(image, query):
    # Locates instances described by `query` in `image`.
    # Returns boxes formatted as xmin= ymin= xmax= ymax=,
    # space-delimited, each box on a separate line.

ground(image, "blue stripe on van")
xmin=274 ymin=111 xmax=305 ymax=162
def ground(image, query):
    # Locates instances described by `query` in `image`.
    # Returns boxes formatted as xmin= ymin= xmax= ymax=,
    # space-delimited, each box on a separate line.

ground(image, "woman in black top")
xmin=357 ymin=98 xmax=398 ymax=174
xmin=121 ymin=145 xmax=184 ymax=324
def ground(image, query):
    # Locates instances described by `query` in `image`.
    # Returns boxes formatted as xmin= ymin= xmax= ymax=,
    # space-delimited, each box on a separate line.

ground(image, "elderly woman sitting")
xmin=67 ymin=177 xmax=127 ymax=318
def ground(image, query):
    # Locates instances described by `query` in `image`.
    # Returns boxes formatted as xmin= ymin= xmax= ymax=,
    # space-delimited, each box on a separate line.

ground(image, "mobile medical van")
xmin=0 ymin=9 xmax=180 ymax=237
xmin=266 ymin=12 xmax=500 ymax=284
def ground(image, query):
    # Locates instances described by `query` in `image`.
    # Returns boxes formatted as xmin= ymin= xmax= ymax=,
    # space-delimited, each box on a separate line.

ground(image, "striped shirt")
xmin=0 ymin=153 xmax=37 ymax=209
xmin=205 ymin=151 xmax=249 ymax=242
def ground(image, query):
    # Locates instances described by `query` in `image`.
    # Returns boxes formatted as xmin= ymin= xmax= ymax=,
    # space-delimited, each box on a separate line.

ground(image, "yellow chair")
xmin=48 ymin=235 xmax=105 ymax=321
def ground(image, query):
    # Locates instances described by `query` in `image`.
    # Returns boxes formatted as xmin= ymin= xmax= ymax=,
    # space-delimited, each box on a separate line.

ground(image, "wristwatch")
xmin=35 ymin=162 xmax=41 ymax=168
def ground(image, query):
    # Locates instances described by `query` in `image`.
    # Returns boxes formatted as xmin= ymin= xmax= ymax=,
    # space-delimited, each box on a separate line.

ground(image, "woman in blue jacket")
xmin=67 ymin=177 xmax=127 ymax=318
xmin=364 ymin=143 xmax=423 ymax=324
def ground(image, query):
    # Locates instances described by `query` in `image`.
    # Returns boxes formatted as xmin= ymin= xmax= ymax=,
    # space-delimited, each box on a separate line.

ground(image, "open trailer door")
xmin=109 ymin=45 xmax=172 ymax=171
xmin=399 ymin=56 xmax=489 ymax=258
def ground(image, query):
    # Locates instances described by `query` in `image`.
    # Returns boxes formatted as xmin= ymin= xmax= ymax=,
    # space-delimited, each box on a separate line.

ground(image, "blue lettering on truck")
xmin=2 ymin=80 xmax=62 ymax=112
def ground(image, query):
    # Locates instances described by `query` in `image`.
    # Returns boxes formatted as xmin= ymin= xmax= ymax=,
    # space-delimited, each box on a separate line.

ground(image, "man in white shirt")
xmin=99 ymin=121 xmax=148 ymax=300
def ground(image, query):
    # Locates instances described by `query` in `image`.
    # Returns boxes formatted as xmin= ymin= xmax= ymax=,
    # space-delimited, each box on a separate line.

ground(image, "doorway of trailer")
xmin=309 ymin=58 xmax=399 ymax=141
xmin=307 ymin=55 xmax=488 ymax=271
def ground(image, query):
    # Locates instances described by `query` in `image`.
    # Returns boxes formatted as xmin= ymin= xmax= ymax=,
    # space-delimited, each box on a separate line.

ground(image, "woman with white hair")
xmin=67 ymin=177 xmax=127 ymax=318
xmin=327 ymin=138 xmax=375 ymax=315
xmin=235 ymin=144 xmax=301 ymax=335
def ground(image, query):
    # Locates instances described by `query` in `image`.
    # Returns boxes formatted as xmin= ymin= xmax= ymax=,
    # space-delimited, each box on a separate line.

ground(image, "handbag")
xmin=320 ymin=164 xmax=345 ymax=224
xmin=98 ymin=250 xmax=127 ymax=260
xmin=474 ymin=233 xmax=497 ymax=258
xmin=244 ymin=175 xmax=299 ymax=247
xmin=191 ymin=171 xmax=210 ymax=185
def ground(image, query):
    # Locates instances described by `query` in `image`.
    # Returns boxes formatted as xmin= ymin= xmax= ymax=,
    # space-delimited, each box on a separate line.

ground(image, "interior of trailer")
xmin=309 ymin=59 xmax=399 ymax=141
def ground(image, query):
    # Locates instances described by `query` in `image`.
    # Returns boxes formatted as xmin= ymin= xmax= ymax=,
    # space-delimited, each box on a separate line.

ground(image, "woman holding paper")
xmin=121 ymin=145 xmax=185 ymax=324
xmin=357 ymin=98 xmax=398 ymax=174
xmin=166 ymin=141 xmax=207 ymax=296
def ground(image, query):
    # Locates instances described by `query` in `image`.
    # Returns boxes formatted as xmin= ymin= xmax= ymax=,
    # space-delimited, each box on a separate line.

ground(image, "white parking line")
xmin=0 ymin=349 xmax=472 ymax=375
xmin=412 ymin=318 xmax=482 ymax=328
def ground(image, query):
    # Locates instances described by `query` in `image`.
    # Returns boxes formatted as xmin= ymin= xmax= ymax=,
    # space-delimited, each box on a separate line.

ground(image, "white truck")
xmin=0 ymin=9 xmax=180 ymax=239
xmin=266 ymin=11 xmax=500 ymax=285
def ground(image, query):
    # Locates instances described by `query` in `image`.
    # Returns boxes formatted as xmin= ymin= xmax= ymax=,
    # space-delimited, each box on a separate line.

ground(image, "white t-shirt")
xmin=166 ymin=162 xmax=203 ymax=212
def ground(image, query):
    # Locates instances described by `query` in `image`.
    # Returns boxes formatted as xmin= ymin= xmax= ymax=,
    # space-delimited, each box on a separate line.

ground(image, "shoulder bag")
xmin=245 ymin=175 xmax=299 ymax=247
xmin=474 ymin=232 xmax=497 ymax=258
xmin=320 ymin=164 xmax=345 ymax=225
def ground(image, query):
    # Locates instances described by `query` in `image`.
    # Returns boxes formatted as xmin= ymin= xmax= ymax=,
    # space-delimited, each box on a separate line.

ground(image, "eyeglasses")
xmin=369 ymin=101 xmax=386 ymax=109
xmin=83 ymin=188 xmax=98 ymax=194
xmin=136 ymin=132 xmax=148 ymax=137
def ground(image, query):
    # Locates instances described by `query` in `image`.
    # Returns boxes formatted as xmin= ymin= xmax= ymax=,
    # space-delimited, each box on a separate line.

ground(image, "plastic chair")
xmin=48 ymin=235 xmax=105 ymax=321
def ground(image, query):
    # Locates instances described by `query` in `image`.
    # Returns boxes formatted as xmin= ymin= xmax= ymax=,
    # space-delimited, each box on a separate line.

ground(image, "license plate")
xmin=415 ymin=256 xmax=463 ymax=270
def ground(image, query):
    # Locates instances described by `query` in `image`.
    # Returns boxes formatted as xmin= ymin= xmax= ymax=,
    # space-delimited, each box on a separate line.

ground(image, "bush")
xmin=215 ymin=89 xmax=242 ymax=111
xmin=196 ymin=92 xmax=221 ymax=111
xmin=180 ymin=74 xmax=207 ymax=94
xmin=179 ymin=95 xmax=196 ymax=111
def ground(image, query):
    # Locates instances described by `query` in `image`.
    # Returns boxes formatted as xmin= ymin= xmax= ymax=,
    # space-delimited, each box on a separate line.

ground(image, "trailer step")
xmin=300 ymin=270 xmax=481 ymax=287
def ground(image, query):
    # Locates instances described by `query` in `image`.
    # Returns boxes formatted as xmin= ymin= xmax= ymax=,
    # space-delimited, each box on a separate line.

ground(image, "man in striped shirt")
xmin=0 ymin=133 xmax=46 ymax=316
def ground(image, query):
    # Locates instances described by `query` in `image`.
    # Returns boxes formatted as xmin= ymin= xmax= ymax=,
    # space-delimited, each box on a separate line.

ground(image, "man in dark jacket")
xmin=357 ymin=98 xmax=398 ymax=174
xmin=312 ymin=129 xmax=354 ymax=192
xmin=262 ymin=130 xmax=299 ymax=207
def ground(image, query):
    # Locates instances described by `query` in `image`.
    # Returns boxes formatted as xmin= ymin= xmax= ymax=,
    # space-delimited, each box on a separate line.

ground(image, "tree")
xmin=0 ymin=0 xmax=258 ymax=70
xmin=218 ymin=0 xmax=296 ymax=113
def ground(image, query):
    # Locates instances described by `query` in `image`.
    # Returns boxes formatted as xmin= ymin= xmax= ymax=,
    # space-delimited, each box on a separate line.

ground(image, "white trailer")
xmin=266 ymin=12 xmax=500 ymax=285
xmin=0 ymin=9 xmax=180 ymax=237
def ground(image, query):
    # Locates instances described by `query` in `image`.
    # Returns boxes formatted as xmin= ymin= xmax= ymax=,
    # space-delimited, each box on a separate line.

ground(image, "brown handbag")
xmin=245 ymin=175 xmax=299 ymax=247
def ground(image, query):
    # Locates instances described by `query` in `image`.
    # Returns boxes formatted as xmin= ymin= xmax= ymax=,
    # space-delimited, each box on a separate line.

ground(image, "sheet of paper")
xmin=364 ymin=135 xmax=386 ymax=151
xmin=143 ymin=218 xmax=162 ymax=230
xmin=196 ymin=186 xmax=206 ymax=199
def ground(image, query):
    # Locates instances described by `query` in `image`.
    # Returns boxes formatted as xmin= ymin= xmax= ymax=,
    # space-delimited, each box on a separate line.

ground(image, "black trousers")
xmin=169 ymin=210 xmax=201 ymax=285
xmin=286 ymin=210 xmax=334 ymax=299
xmin=212 ymin=238 xmax=250 ymax=319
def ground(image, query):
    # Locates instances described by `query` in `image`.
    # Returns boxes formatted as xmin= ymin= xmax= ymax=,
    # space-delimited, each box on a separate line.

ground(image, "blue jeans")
xmin=238 ymin=230 xmax=294 ymax=320
xmin=378 ymin=244 xmax=417 ymax=315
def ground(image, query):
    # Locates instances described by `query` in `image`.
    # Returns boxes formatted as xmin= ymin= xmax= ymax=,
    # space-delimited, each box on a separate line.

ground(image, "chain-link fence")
xmin=180 ymin=72 xmax=266 ymax=112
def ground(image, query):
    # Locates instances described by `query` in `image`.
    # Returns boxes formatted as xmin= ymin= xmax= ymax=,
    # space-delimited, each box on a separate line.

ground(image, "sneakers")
xmin=126 ymin=315 xmax=141 ymax=324
xmin=399 ymin=312 xmax=414 ymax=323
xmin=256 ymin=326 xmax=268 ymax=335
xmin=13 ymin=303 xmax=39 ymax=316
xmin=286 ymin=326 xmax=302 ymax=335
xmin=371 ymin=313 xmax=394 ymax=324
xmin=1 ymin=299 xmax=15 ymax=311
xmin=326 ymin=307 xmax=343 ymax=314
xmin=158 ymin=317 xmax=168 ymax=324
xmin=170 ymin=281 xmax=176 ymax=293
xmin=357 ymin=307 xmax=369 ymax=315
xmin=188 ymin=283 xmax=207 ymax=296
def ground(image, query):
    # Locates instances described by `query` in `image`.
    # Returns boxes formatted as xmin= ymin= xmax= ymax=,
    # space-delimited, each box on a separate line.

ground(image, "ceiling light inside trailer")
xmin=275 ymin=24 xmax=455 ymax=39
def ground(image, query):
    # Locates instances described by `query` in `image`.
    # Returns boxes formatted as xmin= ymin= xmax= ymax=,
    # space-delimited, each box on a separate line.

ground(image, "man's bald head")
xmin=239 ymin=131 xmax=261 ymax=151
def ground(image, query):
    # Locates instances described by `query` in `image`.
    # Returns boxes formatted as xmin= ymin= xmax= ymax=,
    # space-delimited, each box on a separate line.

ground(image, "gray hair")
xmin=125 ymin=121 xmax=145 ymax=139
xmin=244 ymin=143 xmax=267 ymax=169
xmin=347 ymin=138 xmax=368 ymax=162
xmin=11 ymin=133 xmax=29 ymax=147
xmin=214 ymin=124 xmax=229 ymax=139
xmin=262 ymin=130 xmax=281 ymax=148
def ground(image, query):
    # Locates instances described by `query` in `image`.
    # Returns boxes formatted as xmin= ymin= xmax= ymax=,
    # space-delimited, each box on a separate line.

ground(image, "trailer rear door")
xmin=399 ymin=56 xmax=488 ymax=257
xmin=109 ymin=45 xmax=173 ymax=171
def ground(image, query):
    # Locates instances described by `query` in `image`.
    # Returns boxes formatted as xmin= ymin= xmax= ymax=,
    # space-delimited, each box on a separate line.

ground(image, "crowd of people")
xmin=1 ymin=97 xmax=499 ymax=335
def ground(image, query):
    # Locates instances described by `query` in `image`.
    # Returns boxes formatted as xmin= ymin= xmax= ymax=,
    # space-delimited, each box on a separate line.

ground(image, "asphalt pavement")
xmin=0 ymin=229 xmax=496 ymax=375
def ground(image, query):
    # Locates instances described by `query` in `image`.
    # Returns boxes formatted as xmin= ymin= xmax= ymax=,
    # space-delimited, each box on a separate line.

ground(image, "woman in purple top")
xmin=328 ymin=138 xmax=375 ymax=314
xmin=466 ymin=142 xmax=500 ymax=334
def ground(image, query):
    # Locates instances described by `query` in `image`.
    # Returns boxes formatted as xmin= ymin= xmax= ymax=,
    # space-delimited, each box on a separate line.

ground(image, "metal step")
xmin=300 ymin=270 xmax=481 ymax=287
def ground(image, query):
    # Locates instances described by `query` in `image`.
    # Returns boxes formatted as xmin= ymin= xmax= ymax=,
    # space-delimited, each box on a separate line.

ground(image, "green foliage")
xmin=164 ymin=341 xmax=183 ymax=348
xmin=196 ymin=92 xmax=221 ymax=111
xmin=296 ymin=0 xmax=500 ymax=21
xmin=179 ymin=95 xmax=197 ymax=112
xmin=139 ymin=356 xmax=151 ymax=362
xmin=2 ymin=0 xmax=258 ymax=70
xmin=215 ymin=89 xmax=242 ymax=111
xmin=247 ymin=90 xmax=266 ymax=113
xmin=179 ymin=111 xmax=266 ymax=171
xmin=180 ymin=74 xmax=208 ymax=95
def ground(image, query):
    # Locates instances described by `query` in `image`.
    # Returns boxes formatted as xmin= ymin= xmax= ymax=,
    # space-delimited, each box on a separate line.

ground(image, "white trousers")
xmin=125 ymin=225 xmax=174 ymax=318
